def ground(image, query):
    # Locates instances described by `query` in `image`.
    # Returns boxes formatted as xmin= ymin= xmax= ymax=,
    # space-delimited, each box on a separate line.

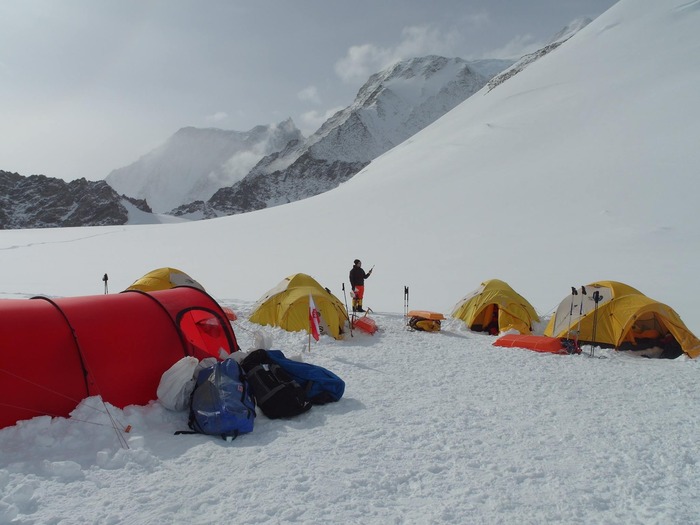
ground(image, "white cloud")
xmin=205 ymin=111 xmax=229 ymax=123
xmin=334 ymin=25 xmax=462 ymax=84
xmin=300 ymin=106 xmax=344 ymax=134
xmin=298 ymin=85 xmax=321 ymax=104
xmin=334 ymin=43 xmax=392 ymax=83
xmin=218 ymin=150 xmax=263 ymax=185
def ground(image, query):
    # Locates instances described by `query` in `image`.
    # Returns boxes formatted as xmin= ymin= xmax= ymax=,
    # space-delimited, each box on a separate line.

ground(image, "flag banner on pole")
xmin=309 ymin=294 xmax=321 ymax=341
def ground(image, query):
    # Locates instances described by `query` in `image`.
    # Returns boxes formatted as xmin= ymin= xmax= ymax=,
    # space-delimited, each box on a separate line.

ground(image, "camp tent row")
xmin=248 ymin=276 xmax=538 ymax=340
xmin=124 ymin=270 xmax=700 ymax=362
xmin=3 ymin=269 xmax=698 ymax=430
xmin=245 ymin=273 xmax=700 ymax=359
xmin=251 ymin=276 xmax=539 ymax=341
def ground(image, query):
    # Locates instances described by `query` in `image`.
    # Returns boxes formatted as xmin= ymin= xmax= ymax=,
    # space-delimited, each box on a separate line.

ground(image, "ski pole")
xmin=567 ymin=287 xmax=578 ymax=340
xmin=404 ymin=285 xmax=410 ymax=325
xmin=575 ymin=285 xmax=587 ymax=350
xmin=591 ymin=291 xmax=602 ymax=357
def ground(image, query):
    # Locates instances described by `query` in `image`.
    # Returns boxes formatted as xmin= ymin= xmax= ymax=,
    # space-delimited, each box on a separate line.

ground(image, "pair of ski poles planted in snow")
xmin=567 ymin=286 xmax=603 ymax=357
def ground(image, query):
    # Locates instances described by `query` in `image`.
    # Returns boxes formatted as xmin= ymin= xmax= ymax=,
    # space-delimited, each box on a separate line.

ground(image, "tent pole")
xmin=341 ymin=283 xmax=353 ymax=337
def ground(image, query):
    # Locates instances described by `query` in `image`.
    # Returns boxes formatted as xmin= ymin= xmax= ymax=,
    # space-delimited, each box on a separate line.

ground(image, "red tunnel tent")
xmin=0 ymin=287 xmax=239 ymax=430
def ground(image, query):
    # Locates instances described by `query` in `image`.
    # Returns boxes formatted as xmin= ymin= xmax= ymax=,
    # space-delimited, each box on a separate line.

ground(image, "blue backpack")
xmin=266 ymin=350 xmax=345 ymax=404
xmin=178 ymin=359 xmax=256 ymax=440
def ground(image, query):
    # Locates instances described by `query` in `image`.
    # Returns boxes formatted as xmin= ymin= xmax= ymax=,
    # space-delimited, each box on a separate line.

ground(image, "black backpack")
xmin=240 ymin=349 xmax=312 ymax=419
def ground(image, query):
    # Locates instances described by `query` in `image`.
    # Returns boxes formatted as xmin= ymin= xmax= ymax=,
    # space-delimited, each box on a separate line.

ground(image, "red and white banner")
xmin=309 ymin=294 xmax=321 ymax=341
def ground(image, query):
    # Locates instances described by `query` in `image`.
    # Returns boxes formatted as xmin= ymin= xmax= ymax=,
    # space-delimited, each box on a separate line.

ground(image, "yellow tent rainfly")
xmin=544 ymin=281 xmax=700 ymax=359
xmin=249 ymin=273 xmax=348 ymax=340
xmin=451 ymin=279 xmax=539 ymax=335
xmin=126 ymin=267 xmax=205 ymax=292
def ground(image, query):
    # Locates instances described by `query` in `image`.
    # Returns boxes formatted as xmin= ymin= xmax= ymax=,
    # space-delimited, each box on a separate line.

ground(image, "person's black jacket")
xmin=349 ymin=266 xmax=370 ymax=288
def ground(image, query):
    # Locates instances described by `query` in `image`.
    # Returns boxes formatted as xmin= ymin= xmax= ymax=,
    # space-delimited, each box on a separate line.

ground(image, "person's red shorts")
xmin=354 ymin=285 xmax=365 ymax=300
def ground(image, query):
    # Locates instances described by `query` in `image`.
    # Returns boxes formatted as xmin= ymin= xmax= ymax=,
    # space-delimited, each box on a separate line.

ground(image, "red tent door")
xmin=178 ymin=308 xmax=233 ymax=360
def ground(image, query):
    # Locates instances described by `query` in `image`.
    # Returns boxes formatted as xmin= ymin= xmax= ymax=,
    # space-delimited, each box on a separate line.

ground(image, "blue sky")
xmin=0 ymin=0 xmax=617 ymax=181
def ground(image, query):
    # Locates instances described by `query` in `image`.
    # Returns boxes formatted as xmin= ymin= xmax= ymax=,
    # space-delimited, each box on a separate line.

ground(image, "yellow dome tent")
xmin=126 ymin=267 xmax=205 ymax=292
xmin=451 ymin=279 xmax=539 ymax=335
xmin=544 ymin=281 xmax=700 ymax=358
xmin=249 ymin=273 xmax=348 ymax=340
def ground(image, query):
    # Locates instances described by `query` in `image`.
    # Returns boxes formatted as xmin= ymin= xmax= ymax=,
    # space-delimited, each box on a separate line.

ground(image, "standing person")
xmin=349 ymin=259 xmax=372 ymax=312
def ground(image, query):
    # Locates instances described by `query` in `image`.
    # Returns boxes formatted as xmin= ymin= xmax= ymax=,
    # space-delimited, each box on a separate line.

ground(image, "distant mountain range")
xmin=1 ymin=20 xmax=590 ymax=229
xmin=107 ymin=55 xmax=513 ymax=220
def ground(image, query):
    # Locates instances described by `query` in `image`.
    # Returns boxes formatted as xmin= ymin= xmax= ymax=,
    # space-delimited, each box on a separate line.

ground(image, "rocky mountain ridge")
xmin=0 ymin=170 xmax=150 ymax=229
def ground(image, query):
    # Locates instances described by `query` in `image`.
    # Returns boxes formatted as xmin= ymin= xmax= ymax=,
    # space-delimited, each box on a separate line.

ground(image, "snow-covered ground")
xmin=3 ymin=305 xmax=700 ymax=524
xmin=2 ymin=0 xmax=700 ymax=522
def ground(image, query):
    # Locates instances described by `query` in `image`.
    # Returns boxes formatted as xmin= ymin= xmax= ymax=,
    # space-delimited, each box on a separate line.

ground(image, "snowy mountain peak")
xmin=373 ymin=55 xmax=462 ymax=81
xmin=351 ymin=56 xmax=481 ymax=111
xmin=201 ymin=55 xmax=513 ymax=217
xmin=105 ymin=119 xmax=303 ymax=213
xmin=305 ymin=55 xmax=503 ymax=163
